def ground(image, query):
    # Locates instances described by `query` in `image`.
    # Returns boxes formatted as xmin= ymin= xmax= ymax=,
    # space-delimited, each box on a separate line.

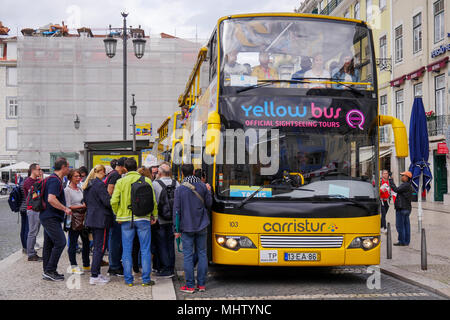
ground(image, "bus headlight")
xmin=348 ymin=236 xmax=380 ymax=251
xmin=215 ymin=235 xmax=256 ymax=251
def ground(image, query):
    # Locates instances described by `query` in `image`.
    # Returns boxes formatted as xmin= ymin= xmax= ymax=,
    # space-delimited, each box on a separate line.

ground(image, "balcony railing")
xmin=320 ymin=0 xmax=343 ymax=15
xmin=427 ymin=115 xmax=450 ymax=137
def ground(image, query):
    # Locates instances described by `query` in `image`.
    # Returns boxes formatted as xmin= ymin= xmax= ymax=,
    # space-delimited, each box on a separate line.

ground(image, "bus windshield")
xmin=220 ymin=17 xmax=374 ymax=90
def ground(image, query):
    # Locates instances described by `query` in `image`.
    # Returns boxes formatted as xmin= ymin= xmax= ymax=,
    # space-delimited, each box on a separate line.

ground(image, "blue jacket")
xmin=83 ymin=178 xmax=114 ymax=229
xmin=173 ymin=178 xmax=212 ymax=233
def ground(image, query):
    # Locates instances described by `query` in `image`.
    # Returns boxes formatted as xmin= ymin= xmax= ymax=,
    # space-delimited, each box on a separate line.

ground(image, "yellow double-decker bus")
xmin=166 ymin=13 xmax=408 ymax=267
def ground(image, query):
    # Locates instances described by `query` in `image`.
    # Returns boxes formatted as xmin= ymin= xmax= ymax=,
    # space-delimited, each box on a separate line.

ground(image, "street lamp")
xmin=130 ymin=94 xmax=137 ymax=152
xmin=103 ymin=12 xmax=146 ymax=141
xmin=74 ymin=114 xmax=80 ymax=130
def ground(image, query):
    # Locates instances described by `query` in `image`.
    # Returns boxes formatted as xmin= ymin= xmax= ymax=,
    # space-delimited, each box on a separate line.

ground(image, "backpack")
xmin=128 ymin=176 xmax=155 ymax=218
xmin=26 ymin=176 xmax=62 ymax=212
xmin=8 ymin=185 xmax=23 ymax=212
xmin=155 ymin=179 xmax=177 ymax=221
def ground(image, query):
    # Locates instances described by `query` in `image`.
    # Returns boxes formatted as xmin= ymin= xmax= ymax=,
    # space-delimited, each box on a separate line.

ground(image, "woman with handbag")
xmin=82 ymin=165 xmax=115 ymax=285
xmin=64 ymin=169 xmax=90 ymax=275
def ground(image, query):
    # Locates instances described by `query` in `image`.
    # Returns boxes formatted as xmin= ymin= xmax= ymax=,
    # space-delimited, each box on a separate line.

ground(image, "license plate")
xmin=284 ymin=252 xmax=320 ymax=261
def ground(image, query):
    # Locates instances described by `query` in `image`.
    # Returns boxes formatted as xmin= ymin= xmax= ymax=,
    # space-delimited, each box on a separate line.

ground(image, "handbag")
xmin=71 ymin=207 xmax=87 ymax=231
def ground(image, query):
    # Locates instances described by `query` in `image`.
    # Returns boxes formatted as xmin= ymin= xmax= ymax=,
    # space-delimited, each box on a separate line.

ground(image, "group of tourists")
xmin=14 ymin=157 xmax=212 ymax=292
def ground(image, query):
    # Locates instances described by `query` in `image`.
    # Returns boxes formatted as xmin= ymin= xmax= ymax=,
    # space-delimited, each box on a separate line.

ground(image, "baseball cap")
xmin=400 ymin=171 xmax=412 ymax=179
xmin=117 ymin=157 xmax=128 ymax=167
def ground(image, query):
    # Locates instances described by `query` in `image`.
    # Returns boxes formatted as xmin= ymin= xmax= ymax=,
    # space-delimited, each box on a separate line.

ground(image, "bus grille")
xmin=260 ymin=235 xmax=344 ymax=248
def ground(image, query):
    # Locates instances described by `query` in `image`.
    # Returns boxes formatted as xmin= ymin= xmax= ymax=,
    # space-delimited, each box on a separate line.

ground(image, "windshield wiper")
xmin=312 ymin=194 xmax=371 ymax=212
xmin=237 ymin=184 xmax=315 ymax=208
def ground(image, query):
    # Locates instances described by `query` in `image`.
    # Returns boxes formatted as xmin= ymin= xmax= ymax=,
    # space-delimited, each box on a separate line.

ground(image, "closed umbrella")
xmin=408 ymin=97 xmax=432 ymax=232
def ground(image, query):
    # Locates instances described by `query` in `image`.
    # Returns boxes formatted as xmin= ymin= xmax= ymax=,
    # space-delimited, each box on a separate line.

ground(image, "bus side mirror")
xmin=379 ymin=115 xmax=408 ymax=158
xmin=205 ymin=112 xmax=221 ymax=157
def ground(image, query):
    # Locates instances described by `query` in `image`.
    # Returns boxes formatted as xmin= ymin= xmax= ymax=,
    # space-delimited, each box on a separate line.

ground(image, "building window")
xmin=6 ymin=128 xmax=18 ymax=151
xmin=319 ymin=0 xmax=326 ymax=13
xmin=434 ymin=0 xmax=445 ymax=43
xmin=395 ymin=25 xmax=403 ymax=63
xmin=413 ymin=13 xmax=422 ymax=54
xmin=6 ymin=97 xmax=18 ymax=118
xmin=379 ymin=35 xmax=387 ymax=59
xmin=6 ymin=67 xmax=17 ymax=86
xmin=380 ymin=95 xmax=388 ymax=143
xmin=0 ymin=44 xmax=4 ymax=59
xmin=414 ymin=83 xmax=423 ymax=98
xmin=435 ymin=74 xmax=445 ymax=116
xmin=366 ymin=0 xmax=372 ymax=21
xmin=380 ymin=0 xmax=387 ymax=10
xmin=396 ymin=89 xmax=404 ymax=122
xmin=344 ymin=9 xmax=350 ymax=19
xmin=354 ymin=1 xmax=360 ymax=19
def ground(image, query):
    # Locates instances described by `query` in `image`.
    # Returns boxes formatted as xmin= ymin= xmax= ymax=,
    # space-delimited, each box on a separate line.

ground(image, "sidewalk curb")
xmin=152 ymin=277 xmax=176 ymax=300
xmin=380 ymin=264 xmax=450 ymax=299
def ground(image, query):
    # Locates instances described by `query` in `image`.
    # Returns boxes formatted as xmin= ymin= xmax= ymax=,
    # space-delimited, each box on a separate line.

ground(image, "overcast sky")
xmin=2 ymin=0 xmax=303 ymax=39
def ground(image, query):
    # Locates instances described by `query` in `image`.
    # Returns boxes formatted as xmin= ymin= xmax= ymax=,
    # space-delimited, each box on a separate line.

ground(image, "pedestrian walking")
xmin=174 ymin=164 xmax=212 ymax=293
xmin=23 ymin=163 xmax=42 ymax=261
xmin=111 ymin=158 xmax=158 ymax=287
xmin=106 ymin=157 xmax=128 ymax=277
xmin=389 ymin=171 xmax=414 ymax=246
xmin=379 ymin=169 xmax=391 ymax=234
xmin=153 ymin=163 xmax=180 ymax=278
xmin=82 ymin=164 xmax=114 ymax=285
xmin=18 ymin=175 xmax=29 ymax=255
xmin=40 ymin=157 xmax=71 ymax=282
xmin=65 ymin=169 xmax=90 ymax=275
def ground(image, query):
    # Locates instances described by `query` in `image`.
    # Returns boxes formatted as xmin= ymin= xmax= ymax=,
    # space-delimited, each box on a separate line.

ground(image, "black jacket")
xmin=83 ymin=178 xmax=114 ymax=229
xmin=389 ymin=179 xmax=414 ymax=211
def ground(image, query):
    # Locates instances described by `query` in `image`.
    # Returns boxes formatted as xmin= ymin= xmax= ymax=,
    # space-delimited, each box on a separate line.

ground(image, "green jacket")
xmin=110 ymin=171 xmax=158 ymax=222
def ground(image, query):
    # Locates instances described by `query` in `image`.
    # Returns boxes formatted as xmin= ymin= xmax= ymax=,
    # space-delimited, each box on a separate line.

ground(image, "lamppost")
xmin=103 ymin=12 xmax=146 ymax=141
xmin=130 ymin=94 xmax=137 ymax=152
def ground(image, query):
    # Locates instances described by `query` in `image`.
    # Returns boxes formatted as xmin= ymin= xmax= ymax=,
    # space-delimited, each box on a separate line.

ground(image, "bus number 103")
xmin=230 ymin=221 xmax=239 ymax=228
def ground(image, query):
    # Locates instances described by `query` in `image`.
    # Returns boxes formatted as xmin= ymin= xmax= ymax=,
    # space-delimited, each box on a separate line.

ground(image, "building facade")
xmin=16 ymin=25 xmax=203 ymax=169
xmin=0 ymin=22 xmax=18 ymax=181
xmin=298 ymin=0 xmax=449 ymax=203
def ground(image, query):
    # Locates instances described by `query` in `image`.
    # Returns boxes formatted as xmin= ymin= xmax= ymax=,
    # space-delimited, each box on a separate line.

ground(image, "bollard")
xmin=421 ymin=228 xmax=427 ymax=271
xmin=386 ymin=222 xmax=392 ymax=259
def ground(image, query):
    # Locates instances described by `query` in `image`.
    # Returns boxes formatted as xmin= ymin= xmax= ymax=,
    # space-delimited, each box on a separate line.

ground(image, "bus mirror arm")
xmin=205 ymin=111 xmax=221 ymax=156
xmin=378 ymin=115 xmax=408 ymax=158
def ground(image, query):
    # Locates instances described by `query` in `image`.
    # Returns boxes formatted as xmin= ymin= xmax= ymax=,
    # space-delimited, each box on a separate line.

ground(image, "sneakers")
xmin=155 ymin=271 xmax=175 ymax=278
xmin=196 ymin=285 xmax=206 ymax=292
xmin=108 ymin=268 xmax=124 ymax=277
xmin=180 ymin=286 xmax=195 ymax=294
xmin=142 ymin=280 xmax=155 ymax=287
xmin=43 ymin=271 xmax=65 ymax=282
xmin=28 ymin=255 xmax=43 ymax=262
xmin=90 ymin=274 xmax=110 ymax=285
xmin=70 ymin=266 xmax=84 ymax=275
xmin=83 ymin=266 xmax=91 ymax=272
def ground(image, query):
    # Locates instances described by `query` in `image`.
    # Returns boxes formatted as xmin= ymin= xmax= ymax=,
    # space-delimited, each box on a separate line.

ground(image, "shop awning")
xmin=390 ymin=75 xmax=406 ymax=87
xmin=427 ymin=56 xmax=449 ymax=72
xmin=406 ymin=66 xmax=426 ymax=80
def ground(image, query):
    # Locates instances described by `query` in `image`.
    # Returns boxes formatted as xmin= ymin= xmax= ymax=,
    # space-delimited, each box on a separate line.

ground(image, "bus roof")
xmin=217 ymin=12 xmax=366 ymax=27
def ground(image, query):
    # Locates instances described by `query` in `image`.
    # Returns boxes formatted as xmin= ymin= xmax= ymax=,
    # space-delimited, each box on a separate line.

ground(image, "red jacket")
xmin=379 ymin=179 xmax=390 ymax=200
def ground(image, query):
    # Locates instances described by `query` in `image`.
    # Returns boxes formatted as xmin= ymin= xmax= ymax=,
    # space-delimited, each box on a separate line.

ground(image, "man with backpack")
xmin=152 ymin=163 xmax=179 ymax=278
xmin=8 ymin=175 xmax=28 ymax=254
xmin=174 ymin=164 xmax=212 ymax=293
xmin=110 ymin=158 xmax=158 ymax=287
xmin=23 ymin=163 xmax=43 ymax=261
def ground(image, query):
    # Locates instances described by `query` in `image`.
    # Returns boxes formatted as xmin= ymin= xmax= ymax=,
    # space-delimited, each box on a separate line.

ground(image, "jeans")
xmin=151 ymin=224 xmax=160 ymax=271
xmin=396 ymin=209 xmax=411 ymax=245
xmin=91 ymin=228 xmax=108 ymax=277
xmin=380 ymin=200 xmax=389 ymax=230
xmin=26 ymin=210 xmax=40 ymax=257
xmin=155 ymin=223 xmax=175 ymax=273
xmin=181 ymin=228 xmax=208 ymax=288
xmin=108 ymin=221 xmax=123 ymax=271
xmin=67 ymin=229 xmax=90 ymax=268
xmin=40 ymin=217 xmax=66 ymax=273
xmin=20 ymin=211 xmax=29 ymax=250
xmin=121 ymin=221 xmax=152 ymax=285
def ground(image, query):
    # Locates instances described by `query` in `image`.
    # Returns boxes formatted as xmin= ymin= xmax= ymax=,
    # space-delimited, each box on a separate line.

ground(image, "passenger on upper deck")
xmin=251 ymin=51 xmax=279 ymax=81
xmin=223 ymin=49 xmax=248 ymax=77
xmin=331 ymin=52 xmax=360 ymax=89
xmin=303 ymin=53 xmax=331 ymax=89
xmin=291 ymin=56 xmax=312 ymax=80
